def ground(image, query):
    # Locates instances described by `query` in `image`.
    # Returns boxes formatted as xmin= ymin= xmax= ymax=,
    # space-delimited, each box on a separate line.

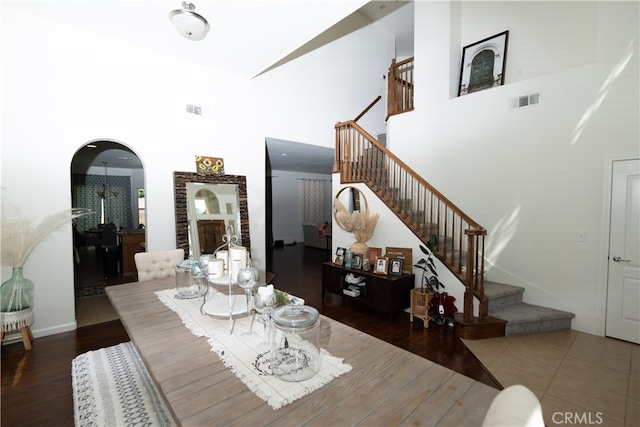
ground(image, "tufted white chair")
xmin=134 ymin=249 xmax=185 ymax=282
xmin=483 ymin=385 xmax=544 ymax=427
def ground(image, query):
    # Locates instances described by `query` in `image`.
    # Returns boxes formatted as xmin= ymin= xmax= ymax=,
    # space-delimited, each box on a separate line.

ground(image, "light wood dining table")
xmin=106 ymin=277 xmax=499 ymax=426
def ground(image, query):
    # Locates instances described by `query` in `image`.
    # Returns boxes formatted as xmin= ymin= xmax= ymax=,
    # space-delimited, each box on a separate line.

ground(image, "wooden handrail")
xmin=335 ymin=119 xmax=487 ymax=324
xmin=335 ymin=120 xmax=485 ymax=231
xmin=387 ymin=57 xmax=414 ymax=119
xmin=353 ymin=95 xmax=381 ymax=123
xmin=392 ymin=56 xmax=415 ymax=68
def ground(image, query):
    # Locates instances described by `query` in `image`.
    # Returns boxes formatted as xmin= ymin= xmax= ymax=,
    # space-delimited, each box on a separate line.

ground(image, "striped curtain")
xmin=301 ymin=179 xmax=326 ymax=225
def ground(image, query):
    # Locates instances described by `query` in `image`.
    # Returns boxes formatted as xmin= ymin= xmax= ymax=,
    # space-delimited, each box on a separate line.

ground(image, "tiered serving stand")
xmin=200 ymin=226 xmax=251 ymax=334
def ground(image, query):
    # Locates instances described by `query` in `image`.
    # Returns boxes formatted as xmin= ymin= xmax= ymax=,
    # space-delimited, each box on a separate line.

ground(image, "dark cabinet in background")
xmin=322 ymin=262 xmax=414 ymax=322
xmin=120 ymin=231 xmax=145 ymax=275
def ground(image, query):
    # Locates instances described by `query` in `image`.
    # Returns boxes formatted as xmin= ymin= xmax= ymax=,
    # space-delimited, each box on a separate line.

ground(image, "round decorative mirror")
xmin=332 ymin=186 xmax=367 ymax=231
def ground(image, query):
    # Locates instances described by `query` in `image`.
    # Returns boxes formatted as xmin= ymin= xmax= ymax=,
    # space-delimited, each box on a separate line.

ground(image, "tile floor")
xmin=462 ymin=330 xmax=639 ymax=427
xmin=75 ymin=295 xmax=119 ymax=327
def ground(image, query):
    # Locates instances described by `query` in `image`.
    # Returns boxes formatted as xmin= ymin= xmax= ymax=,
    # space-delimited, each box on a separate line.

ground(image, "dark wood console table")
xmin=322 ymin=262 xmax=414 ymax=321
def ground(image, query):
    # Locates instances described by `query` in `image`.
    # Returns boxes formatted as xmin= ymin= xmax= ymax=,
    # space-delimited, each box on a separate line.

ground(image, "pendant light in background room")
xmin=97 ymin=161 xmax=118 ymax=224
xmin=169 ymin=2 xmax=210 ymax=41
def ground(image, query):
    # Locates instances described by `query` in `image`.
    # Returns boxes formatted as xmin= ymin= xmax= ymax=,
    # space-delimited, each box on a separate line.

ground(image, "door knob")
xmin=612 ymin=256 xmax=631 ymax=262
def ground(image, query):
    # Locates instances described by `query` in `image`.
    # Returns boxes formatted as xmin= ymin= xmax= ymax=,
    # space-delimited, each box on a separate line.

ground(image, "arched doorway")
xmin=70 ymin=140 xmax=144 ymax=326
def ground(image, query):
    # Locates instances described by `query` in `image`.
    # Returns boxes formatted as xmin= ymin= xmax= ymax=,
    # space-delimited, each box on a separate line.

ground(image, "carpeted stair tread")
xmin=489 ymin=302 xmax=575 ymax=323
xmin=489 ymin=302 xmax=575 ymax=336
xmin=484 ymin=281 xmax=526 ymax=312
xmin=483 ymin=281 xmax=525 ymax=299
xmin=482 ymin=281 xmax=576 ymax=336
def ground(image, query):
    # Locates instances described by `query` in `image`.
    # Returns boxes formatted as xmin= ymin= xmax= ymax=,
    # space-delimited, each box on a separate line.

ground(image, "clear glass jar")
xmin=270 ymin=304 xmax=321 ymax=381
xmin=175 ymin=264 xmax=202 ymax=299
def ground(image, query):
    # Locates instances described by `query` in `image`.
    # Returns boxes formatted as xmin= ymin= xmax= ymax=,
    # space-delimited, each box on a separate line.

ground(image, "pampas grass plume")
xmin=2 ymin=206 xmax=93 ymax=268
xmin=333 ymin=197 xmax=379 ymax=244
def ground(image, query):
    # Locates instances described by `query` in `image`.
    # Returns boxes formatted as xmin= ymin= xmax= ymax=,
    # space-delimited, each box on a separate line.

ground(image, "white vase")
xmin=349 ymin=242 xmax=368 ymax=258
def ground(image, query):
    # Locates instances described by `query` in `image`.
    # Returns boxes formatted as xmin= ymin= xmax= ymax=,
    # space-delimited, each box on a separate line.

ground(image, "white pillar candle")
xmin=215 ymin=250 xmax=228 ymax=270
xmin=229 ymin=246 xmax=247 ymax=281
xmin=207 ymin=258 xmax=224 ymax=279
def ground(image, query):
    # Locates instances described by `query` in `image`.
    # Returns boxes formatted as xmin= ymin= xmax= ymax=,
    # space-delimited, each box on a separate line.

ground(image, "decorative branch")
xmin=2 ymin=205 xmax=93 ymax=268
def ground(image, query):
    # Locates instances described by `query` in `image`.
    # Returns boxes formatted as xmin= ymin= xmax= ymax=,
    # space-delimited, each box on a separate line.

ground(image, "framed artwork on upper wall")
xmin=458 ymin=30 xmax=509 ymax=97
xmin=195 ymin=155 xmax=225 ymax=175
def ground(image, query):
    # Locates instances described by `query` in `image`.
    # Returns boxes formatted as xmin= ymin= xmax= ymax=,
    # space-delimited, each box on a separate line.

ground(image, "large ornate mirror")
xmin=174 ymin=172 xmax=250 ymax=260
xmin=332 ymin=186 xmax=368 ymax=231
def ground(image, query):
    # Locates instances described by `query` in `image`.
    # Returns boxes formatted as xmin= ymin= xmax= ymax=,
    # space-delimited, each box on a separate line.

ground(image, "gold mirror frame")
xmin=332 ymin=186 xmax=368 ymax=232
xmin=173 ymin=172 xmax=250 ymax=258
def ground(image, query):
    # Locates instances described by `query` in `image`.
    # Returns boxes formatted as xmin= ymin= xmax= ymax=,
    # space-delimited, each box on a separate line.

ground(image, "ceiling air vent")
xmin=509 ymin=92 xmax=540 ymax=110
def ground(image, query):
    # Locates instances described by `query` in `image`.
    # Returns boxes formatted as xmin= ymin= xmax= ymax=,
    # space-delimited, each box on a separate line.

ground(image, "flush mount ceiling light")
xmin=169 ymin=2 xmax=210 ymax=41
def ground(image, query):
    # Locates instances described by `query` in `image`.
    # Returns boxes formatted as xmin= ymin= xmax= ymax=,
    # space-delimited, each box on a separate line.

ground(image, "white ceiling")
xmin=266 ymin=138 xmax=335 ymax=175
xmin=16 ymin=0 xmax=414 ymax=173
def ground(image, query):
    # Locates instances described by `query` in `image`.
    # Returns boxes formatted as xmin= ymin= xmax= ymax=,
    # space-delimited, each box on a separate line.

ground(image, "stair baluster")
xmin=335 ymin=120 xmax=488 ymax=327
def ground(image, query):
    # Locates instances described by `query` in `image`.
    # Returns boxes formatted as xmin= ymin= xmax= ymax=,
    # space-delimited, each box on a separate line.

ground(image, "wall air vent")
xmin=186 ymin=104 xmax=202 ymax=115
xmin=509 ymin=92 xmax=541 ymax=110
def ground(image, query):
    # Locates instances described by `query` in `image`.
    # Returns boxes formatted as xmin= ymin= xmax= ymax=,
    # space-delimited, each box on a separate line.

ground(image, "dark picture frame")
xmin=458 ymin=30 xmax=509 ymax=97
xmin=389 ymin=258 xmax=403 ymax=276
xmin=385 ymin=247 xmax=412 ymax=270
xmin=344 ymin=251 xmax=353 ymax=268
xmin=333 ymin=247 xmax=346 ymax=266
xmin=351 ymin=254 xmax=363 ymax=269
xmin=374 ymin=257 xmax=389 ymax=275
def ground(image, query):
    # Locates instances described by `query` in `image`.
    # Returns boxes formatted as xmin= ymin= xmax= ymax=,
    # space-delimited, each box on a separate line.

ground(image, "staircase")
xmin=334 ymin=119 xmax=488 ymax=328
xmin=484 ymin=281 xmax=575 ymax=336
xmin=335 ymin=67 xmax=575 ymax=338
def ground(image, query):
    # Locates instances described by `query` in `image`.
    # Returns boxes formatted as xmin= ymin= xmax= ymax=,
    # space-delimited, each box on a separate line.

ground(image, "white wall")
xmin=254 ymin=21 xmax=394 ymax=149
xmin=4 ymin=1 xmax=636 ymax=339
xmin=0 ymin=3 xmax=394 ymax=338
xmin=387 ymin=1 xmax=639 ymax=335
xmin=271 ymin=170 xmax=332 ymax=245
xmin=1 ymin=7 xmax=266 ymax=337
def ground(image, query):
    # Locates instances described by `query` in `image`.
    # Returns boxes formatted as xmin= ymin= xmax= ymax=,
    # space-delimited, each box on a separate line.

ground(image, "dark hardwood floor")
xmin=268 ymin=244 xmax=501 ymax=389
xmin=2 ymin=243 xmax=500 ymax=427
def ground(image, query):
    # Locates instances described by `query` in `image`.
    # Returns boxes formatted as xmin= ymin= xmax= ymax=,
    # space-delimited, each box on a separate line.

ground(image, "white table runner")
xmin=155 ymin=289 xmax=352 ymax=410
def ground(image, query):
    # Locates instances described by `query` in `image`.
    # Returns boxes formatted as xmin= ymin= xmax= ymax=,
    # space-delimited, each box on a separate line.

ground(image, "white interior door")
xmin=606 ymin=159 xmax=640 ymax=344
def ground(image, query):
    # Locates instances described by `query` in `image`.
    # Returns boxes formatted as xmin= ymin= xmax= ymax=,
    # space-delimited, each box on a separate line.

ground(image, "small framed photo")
xmin=389 ymin=258 xmax=403 ymax=276
xmin=385 ymin=247 xmax=412 ymax=270
xmin=458 ymin=30 xmax=509 ymax=97
xmin=351 ymin=254 xmax=363 ymax=269
xmin=344 ymin=251 xmax=353 ymax=268
xmin=367 ymin=247 xmax=382 ymax=262
xmin=333 ymin=254 xmax=344 ymax=265
xmin=374 ymin=257 xmax=389 ymax=275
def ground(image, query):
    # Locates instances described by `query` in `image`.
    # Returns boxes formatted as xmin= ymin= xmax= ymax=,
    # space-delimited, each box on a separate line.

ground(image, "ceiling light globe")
xmin=169 ymin=2 xmax=210 ymax=41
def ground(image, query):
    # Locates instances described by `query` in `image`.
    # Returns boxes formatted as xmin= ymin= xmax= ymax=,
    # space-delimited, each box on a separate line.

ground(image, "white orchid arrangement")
xmin=333 ymin=198 xmax=379 ymax=244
